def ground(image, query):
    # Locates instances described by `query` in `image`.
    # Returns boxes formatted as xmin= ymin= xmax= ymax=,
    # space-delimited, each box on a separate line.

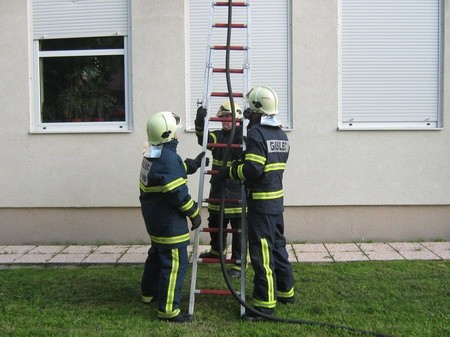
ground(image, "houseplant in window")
xmin=57 ymin=84 xmax=84 ymax=122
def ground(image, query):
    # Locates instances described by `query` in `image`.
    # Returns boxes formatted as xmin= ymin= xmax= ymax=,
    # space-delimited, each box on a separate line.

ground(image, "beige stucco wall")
xmin=0 ymin=0 xmax=448 ymax=244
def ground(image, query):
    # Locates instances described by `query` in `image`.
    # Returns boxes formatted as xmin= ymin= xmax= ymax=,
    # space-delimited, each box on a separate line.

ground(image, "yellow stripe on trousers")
xmin=261 ymin=238 xmax=275 ymax=304
xmin=165 ymin=249 xmax=179 ymax=315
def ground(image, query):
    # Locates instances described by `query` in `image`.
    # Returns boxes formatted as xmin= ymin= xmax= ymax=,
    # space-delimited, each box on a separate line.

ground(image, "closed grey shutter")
xmin=188 ymin=0 xmax=291 ymax=130
xmin=33 ymin=0 xmax=129 ymax=39
xmin=339 ymin=0 xmax=442 ymax=129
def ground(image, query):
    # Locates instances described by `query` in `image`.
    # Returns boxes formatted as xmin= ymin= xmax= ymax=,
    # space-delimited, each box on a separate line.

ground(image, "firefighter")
xmin=139 ymin=111 xmax=202 ymax=323
xmin=218 ymin=86 xmax=295 ymax=320
xmin=195 ymin=100 xmax=244 ymax=278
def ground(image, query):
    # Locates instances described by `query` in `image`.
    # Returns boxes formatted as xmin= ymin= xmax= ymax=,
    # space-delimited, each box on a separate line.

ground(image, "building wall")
xmin=0 ymin=0 xmax=448 ymax=244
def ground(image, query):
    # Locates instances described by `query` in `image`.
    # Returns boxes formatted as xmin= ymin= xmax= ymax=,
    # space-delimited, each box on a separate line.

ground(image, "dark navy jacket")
xmin=230 ymin=123 xmax=289 ymax=215
xmin=139 ymin=140 xmax=199 ymax=248
xmin=196 ymin=125 xmax=243 ymax=218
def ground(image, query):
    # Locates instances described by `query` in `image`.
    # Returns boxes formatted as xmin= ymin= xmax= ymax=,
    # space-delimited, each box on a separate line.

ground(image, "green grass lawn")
xmin=0 ymin=261 xmax=448 ymax=337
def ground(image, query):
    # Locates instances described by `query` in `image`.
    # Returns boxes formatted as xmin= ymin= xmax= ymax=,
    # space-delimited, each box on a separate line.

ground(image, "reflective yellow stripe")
xmin=208 ymin=204 xmax=244 ymax=214
xmin=252 ymin=189 xmax=283 ymax=200
xmin=263 ymin=163 xmax=286 ymax=172
xmin=255 ymin=238 xmax=276 ymax=308
xmin=165 ymin=249 xmax=179 ymax=314
xmin=212 ymin=159 xmax=222 ymax=166
xmin=158 ymin=308 xmax=180 ymax=319
xmin=254 ymin=298 xmax=277 ymax=308
xmin=237 ymin=164 xmax=245 ymax=180
xmin=150 ymin=233 xmax=190 ymax=245
xmin=245 ymin=153 xmax=266 ymax=165
xmin=210 ymin=133 xmax=217 ymax=143
xmin=162 ymin=178 xmax=186 ymax=193
xmin=139 ymin=181 xmax=163 ymax=193
xmin=212 ymin=159 xmax=233 ymax=167
xmin=189 ymin=207 xmax=199 ymax=218
xmin=278 ymin=287 xmax=295 ymax=298
xmin=180 ymin=198 xmax=194 ymax=212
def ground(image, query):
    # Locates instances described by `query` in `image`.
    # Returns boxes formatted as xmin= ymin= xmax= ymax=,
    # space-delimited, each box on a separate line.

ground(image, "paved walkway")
xmin=0 ymin=242 xmax=448 ymax=267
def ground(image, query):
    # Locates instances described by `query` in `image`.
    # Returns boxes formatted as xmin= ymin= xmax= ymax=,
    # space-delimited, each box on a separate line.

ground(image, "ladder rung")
xmin=202 ymin=228 xmax=240 ymax=234
xmin=213 ymin=23 xmax=247 ymax=29
xmin=209 ymin=116 xmax=242 ymax=122
xmin=214 ymin=2 xmax=247 ymax=7
xmin=213 ymin=68 xmax=244 ymax=74
xmin=196 ymin=289 xmax=233 ymax=295
xmin=211 ymin=92 xmax=243 ymax=97
xmin=212 ymin=45 xmax=247 ymax=50
xmin=205 ymin=198 xmax=241 ymax=204
xmin=200 ymin=258 xmax=237 ymax=264
xmin=206 ymin=143 xmax=241 ymax=148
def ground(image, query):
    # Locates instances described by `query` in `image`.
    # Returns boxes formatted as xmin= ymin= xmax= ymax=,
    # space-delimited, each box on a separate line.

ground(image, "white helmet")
xmin=245 ymin=85 xmax=279 ymax=115
xmin=146 ymin=111 xmax=182 ymax=145
xmin=216 ymin=100 xmax=243 ymax=118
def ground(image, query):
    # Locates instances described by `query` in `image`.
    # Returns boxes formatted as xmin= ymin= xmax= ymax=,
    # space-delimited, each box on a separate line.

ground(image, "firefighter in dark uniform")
xmin=219 ymin=86 xmax=295 ymax=320
xmin=139 ymin=111 xmax=202 ymax=323
xmin=195 ymin=100 xmax=244 ymax=278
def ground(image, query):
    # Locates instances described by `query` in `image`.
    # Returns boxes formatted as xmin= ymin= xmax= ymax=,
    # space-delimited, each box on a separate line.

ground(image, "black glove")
xmin=184 ymin=152 xmax=210 ymax=174
xmin=217 ymin=166 xmax=230 ymax=181
xmin=195 ymin=106 xmax=208 ymax=129
xmin=190 ymin=214 xmax=202 ymax=231
xmin=243 ymin=108 xmax=252 ymax=120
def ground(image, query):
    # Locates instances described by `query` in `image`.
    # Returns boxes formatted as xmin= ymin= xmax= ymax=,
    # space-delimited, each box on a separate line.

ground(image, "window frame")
xmin=30 ymin=0 xmax=132 ymax=134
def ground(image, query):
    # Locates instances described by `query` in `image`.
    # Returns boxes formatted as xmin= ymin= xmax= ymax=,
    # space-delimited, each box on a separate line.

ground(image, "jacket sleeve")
xmin=229 ymin=128 xmax=266 ymax=181
xmin=159 ymin=157 xmax=200 ymax=219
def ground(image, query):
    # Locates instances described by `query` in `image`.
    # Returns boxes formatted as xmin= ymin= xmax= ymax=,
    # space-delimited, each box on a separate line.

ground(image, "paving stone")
xmin=357 ymin=243 xmax=396 ymax=252
xmin=62 ymin=245 xmax=98 ymax=254
xmin=421 ymin=242 xmax=450 ymax=259
xmin=325 ymin=243 xmax=360 ymax=252
xmin=126 ymin=245 xmax=149 ymax=254
xmin=81 ymin=253 xmax=122 ymax=264
xmin=93 ymin=245 xmax=130 ymax=254
xmin=29 ymin=245 xmax=66 ymax=254
xmin=432 ymin=250 xmax=450 ymax=259
xmin=0 ymin=254 xmax=24 ymax=263
xmin=388 ymin=242 xmax=423 ymax=251
xmin=117 ymin=254 xmax=147 ymax=264
xmin=14 ymin=254 xmax=54 ymax=264
xmin=331 ymin=252 xmax=369 ymax=262
xmin=365 ymin=250 xmax=404 ymax=261
xmin=1 ymin=246 xmax=36 ymax=254
xmin=296 ymin=252 xmax=333 ymax=263
xmin=47 ymin=254 xmax=89 ymax=264
xmin=421 ymin=242 xmax=450 ymax=251
xmin=292 ymin=244 xmax=327 ymax=255
xmin=400 ymin=250 xmax=441 ymax=261
xmin=286 ymin=245 xmax=297 ymax=262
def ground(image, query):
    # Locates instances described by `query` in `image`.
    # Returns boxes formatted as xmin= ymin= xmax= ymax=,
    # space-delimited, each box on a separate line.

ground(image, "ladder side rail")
xmin=189 ymin=0 xmax=217 ymax=316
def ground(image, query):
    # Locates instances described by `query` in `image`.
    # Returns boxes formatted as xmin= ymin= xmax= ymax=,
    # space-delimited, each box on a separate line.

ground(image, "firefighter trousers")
xmin=208 ymin=213 xmax=242 ymax=261
xmin=141 ymin=245 xmax=188 ymax=319
xmin=247 ymin=209 xmax=295 ymax=310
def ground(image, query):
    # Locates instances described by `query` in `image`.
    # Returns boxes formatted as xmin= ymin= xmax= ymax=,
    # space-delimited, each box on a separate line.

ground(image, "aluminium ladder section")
xmin=189 ymin=0 xmax=251 ymax=317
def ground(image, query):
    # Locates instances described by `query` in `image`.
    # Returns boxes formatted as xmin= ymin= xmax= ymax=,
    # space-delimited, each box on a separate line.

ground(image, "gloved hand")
xmin=243 ymin=108 xmax=252 ymax=120
xmin=190 ymin=214 xmax=202 ymax=231
xmin=184 ymin=152 xmax=210 ymax=174
xmin=195 ymin=106 xmax=208 ymax=129
xmin=217 ymin=166 xmax=230 ymax=181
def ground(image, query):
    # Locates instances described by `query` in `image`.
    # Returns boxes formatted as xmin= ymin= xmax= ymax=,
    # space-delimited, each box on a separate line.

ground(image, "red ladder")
xmin=189 ymin=0 xmax=251 ymax=317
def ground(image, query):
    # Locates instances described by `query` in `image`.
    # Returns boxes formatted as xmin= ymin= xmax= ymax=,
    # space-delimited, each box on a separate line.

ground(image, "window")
xmin=187 ymin=0 xmax=292 ymax=130
xmin=339 ymin=0 xmax=442 ymax=130
xmin=31 ymin=0 xmax=131 ymax=133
